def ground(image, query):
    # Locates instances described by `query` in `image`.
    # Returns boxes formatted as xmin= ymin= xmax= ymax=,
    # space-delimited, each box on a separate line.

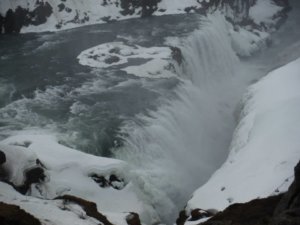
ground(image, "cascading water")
xmin=113 ymin=13 xmax=253 ymax=224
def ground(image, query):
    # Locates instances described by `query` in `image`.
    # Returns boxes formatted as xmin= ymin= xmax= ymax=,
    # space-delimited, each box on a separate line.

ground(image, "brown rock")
xmin=55 ymin=195 xmax=114 ymax=225
xmin=126 ymin=212 xmax=142 ymax=225
xmin=0 ymin=201 xmax=41 ymax=225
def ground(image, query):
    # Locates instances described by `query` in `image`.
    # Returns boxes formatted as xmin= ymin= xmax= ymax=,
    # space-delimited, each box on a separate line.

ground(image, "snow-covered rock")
xmin=0 ymin=134 xmax=158 ymax=225
xmin=183 ymin=57 xmax=300 ymax=223
xmin=77 ymin=41 xmax=176 ymax=78
xmin=0 ymin=0 xmax=289 ymax=34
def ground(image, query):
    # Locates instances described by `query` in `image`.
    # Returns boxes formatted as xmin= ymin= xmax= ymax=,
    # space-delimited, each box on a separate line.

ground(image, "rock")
xmin=271 ymin=161 xmax=300 ymax=225
xmin=189 ymin=208 xmax=215 ymax=221
xmin=170 ymin=47 xmax=183 ymax=65
xmin=104 ymin=55 xmax=120 ymax=64
xmin=176 ymin=210 xmax=188 ymax=225
xmin=55 ymin=195 xmax=114 ymax=225
xmin=2 ymin=2 xmax=52 ymax=34
xmin=126 ymin=212 xmax=142 ymax=225
xmin=17 ymin=167 xmax=46 ymax=195
xmin=201 ymin=195 xmax=283 ymax=225
xmin=90 ymin=173 xmax=126 ymax=190
xmin=0 ymin=151 xmax=6 ymax=165
xmin=0 ymin=201 xmax=41 ymax=225
xmin=0 ymin=150 xmax=7 ymax=180
xmin=198 ymin=161 xmax=300 ymax=225
xmin=0 ymin=14 xmax=3 ymax=34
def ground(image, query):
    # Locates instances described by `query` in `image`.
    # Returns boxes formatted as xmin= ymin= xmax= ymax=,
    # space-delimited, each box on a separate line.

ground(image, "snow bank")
xmin=185 ymin=57 xmax=300 ymax=215
xmin=0 ymin=134 xmax=157 ymax=224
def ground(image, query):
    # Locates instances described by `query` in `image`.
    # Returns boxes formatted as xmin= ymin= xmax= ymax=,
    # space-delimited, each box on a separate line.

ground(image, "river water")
xmin=0 ymin=3 xmax=300 ymax=223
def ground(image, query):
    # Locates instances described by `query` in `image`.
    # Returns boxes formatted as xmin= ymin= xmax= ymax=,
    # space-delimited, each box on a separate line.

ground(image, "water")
xmin=1 ymin=4 xmax=300 ymax=224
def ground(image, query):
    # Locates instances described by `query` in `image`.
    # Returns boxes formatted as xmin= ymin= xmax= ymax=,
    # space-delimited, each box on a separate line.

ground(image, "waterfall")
xmin=114 ymin=13 xmax=244 ymax=224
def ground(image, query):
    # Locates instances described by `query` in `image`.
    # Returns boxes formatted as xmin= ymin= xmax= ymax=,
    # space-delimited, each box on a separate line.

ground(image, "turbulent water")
xmin=1 ymin=1 xmax=300 ymax=223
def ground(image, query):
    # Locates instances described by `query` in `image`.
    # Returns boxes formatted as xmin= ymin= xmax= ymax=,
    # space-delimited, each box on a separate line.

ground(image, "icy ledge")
xmin=0 ymin=134 xmax=158 ymax=225
xmin=181 ymin=57 xmax=300 ymax=224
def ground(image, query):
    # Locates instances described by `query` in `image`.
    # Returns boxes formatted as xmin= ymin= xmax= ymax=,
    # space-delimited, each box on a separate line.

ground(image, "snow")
xmin=0 ymin=0 xmax=286 ymax=33
xmin=186 ymin=57 xmax=300 ymax=215
xmin=249 ymin=0 xmax=282 ymax=25
xmin=154 ymin=0 xmax=201 ymax=16
xmin=77 ymin=42 xmax=174 ymax=79
xmin=0 ymin=0 xmax=205 ymax=33
xmin=123 ymin=58 xmax=175 ymax=79
xmin=0 ymin=134 xmax=157 ymax=224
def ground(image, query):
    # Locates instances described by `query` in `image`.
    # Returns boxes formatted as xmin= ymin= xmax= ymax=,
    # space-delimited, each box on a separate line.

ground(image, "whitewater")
xmin=0 ymin=1 xmax=300 ymax=224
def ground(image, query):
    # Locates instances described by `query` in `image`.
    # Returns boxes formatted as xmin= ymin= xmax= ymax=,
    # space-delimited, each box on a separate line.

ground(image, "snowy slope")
xmin=185 ymin=57 xmax=300 ymax=219
xmin=0 ymin=0 xmax=287 ymax=33
xmin=0 ymin=134 xmax=158 ymax=224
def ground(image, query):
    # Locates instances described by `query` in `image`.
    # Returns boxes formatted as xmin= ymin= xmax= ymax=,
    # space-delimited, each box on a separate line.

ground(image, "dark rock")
xmin=58 ymin=3 xmax=65 ymax=12
xmin=55 ymin=195 xmax=114 ymax=225
xmin=126 ymin=212 xmax=142 ymax=225
xmin=197 ymin=161 xmax=300 ymax=225
xmin=201 ymin=195 xmax=283 ymax=225
xmin=109 ymin=47 xmax=121 ymax=54
xmin=0 ymin=150 xmax=7 ymax=180
xmin=271 ymin=161 xmax=300 ymax=225
xmin=90 ymin=173 xmax=126 ymax=190
xmin=0 ymin=202 xmax=41 ymax=225
xmin=65 ymin=7 xmax=72 ymax=13
xmin=170 ymin=47 xmax=183 ymax=65
xmin=90 ymin=174 xmax=109 ymax=188
xmin=17 ymin=167 xmax=46 ymax=195
xmin=189 ymin=208 xmax=214 ymax=221
xmin=104 ymin=55 xmax=120 ymax=64
xmin=176 ymin=210 xmax=188 ymax=225
xmin=2 ymin=2 xmax=52 ymax=34
xmin=0 ymin=14 xmax=3 ymax=34
xmin=0 ymin=151 xmax=6 ymax=165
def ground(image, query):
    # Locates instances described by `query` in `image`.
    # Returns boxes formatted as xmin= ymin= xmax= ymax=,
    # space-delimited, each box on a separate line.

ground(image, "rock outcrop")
xmin=0 ymin=202 xmax=42 ymax=225
xmin=198 ymin=161 xmax=300 ymax=225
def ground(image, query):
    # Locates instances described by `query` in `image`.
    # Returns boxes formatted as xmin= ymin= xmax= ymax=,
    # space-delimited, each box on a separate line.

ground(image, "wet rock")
xmin=126 ymin=212 xmax=142 ymax=225
xmin=57 ymin=3 xmax=65 ymax=12
xmin=198 ymin=161 xmax=300 ymax=225
xmin=55 ymin=195 xmax=114 ymax=225
xmin=17 ymin=167 xmax=46 ymax=195
xmin=176 ymin=210 xmax=188 ymax=225
xmin=0 ymin=151 xmax=6 ymax=165
xmin=90 ymin=173 xmax=126 ymax=190
xmin=170 ymin=47 xmax=183 ymax=65
xmin=201 ymin=195 xmax=283 ymax=225
xmin=90 ymin=174 xmax=109 ymax=188
xmin=0 ymin=14 xmax=3 ymax=34
xmin=0 ymin=150 xmax=7 ymax=180
xmin=271 ymin=161 xmax=300 ymax=225
xmin=2 ymin=2 xmax=52 ymax=34
xmin=0 ymin=202 xmax=41 ymax=225
xmin=104 ymin=55 xmax=120 ymax=64
xmin=189 ymin=208 xmax=215 ymax=221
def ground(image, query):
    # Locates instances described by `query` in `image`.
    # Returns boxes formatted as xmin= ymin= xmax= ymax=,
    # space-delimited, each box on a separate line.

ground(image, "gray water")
xmin=0 ymin=14 xmax=200 ymax=155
